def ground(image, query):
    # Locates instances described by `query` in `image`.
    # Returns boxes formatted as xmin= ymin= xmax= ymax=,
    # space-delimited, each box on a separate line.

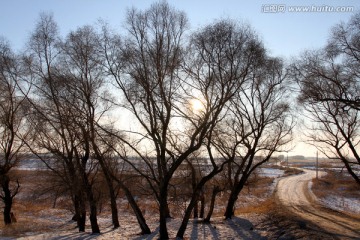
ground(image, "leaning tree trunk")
xmin=176 ymin=189 xmax=199 ymax=239
xmin=204 ymin=186 xmax=221 ymax=223
xmin=118 ymin=180 xmax=151 ymax=234
xmin=193 ymin=196 xmax=199 ymax=218
xmin=177 ymin=161 xmax=225 ymax=239
xmin=224 ymin=175 xmax=248 ymax=219
xmin=341 ymin=155 xmax=360 ymax=186
xmin=177 ymin=177 xmax=216 ymax=238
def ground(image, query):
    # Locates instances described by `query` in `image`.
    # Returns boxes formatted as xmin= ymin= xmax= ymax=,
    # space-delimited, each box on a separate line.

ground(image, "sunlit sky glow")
xmin=190 ymin=99 xmax=205 ymax=113
xmin=0 ymin=0 xmax=358 ymax=157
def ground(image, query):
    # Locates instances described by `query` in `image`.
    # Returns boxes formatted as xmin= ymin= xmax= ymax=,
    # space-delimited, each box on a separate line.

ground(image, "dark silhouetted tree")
xmin=222 ymin=57 xmax=293 ymax=219
xmin=0 ymin=38 xmax=29 ymax=225
xmin=293 ymin=12 xmax=360 ymax=185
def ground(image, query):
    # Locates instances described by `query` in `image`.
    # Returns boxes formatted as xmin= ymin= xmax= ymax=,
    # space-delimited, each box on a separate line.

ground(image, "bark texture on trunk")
xmin=101 ymin=166 xmax=120 ymax=229
xmin=224 ymin=177 xmax=247 ymax=219
xmin=1 ymin=175 xmax=15 ymax=225
xmin=159 ymin=193 xmax=170 ymax=239
xmin=204 ymin=186 xmax=221 ymax=223
xmin=109 ymin=187 xmax=120 ymax=229
xmin=73 ymin=194 xmax=86 ymax=232
xmin=176 ymin=192 xmax=198 ymax=239
xmin=119 ymin=181 xmax=151 ymax=234
xmin=85 ymin=185 xmax=100 ymax=234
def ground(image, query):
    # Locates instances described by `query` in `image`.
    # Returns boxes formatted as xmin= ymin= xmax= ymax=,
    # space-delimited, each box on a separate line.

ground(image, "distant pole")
xmin=316 ymin=151 xmax=318 ymax=179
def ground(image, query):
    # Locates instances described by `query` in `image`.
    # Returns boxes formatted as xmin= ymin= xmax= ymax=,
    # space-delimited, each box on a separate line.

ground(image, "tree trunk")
xmin=80 ymin=151 xmax=100 ymax=234
xmin=109 ymin=186 xmax=120 ymax=229
xmin=89 ymin=200 xmax=100 ymax=234
xmin=164 ymin=201 xmax=171 ymax=218
xmin=177 ymin=181 xmax=212 ymax=238
xmin=224 ymin=177 xmax=247 ymax=219
xmin=204 ymin=186 xmax=221 ymax=223
xmin=177 ymin=163 xmax=225 ymax=238
xmin=73 ymin=194 xmax=86 ymax=232
xmin=119 ymin=181 xmax=151 ymax=234
xmin=193 ymin=197 xmax=198 ymax=218
xmin=191 ymin=162 xmax=198 ymax=219
xmin=159 ymin=185 xmax=169 ymax=239
xmin=93 ymin=146 xmax=120 ymax=228
xmin=85 ymin=183 xmax=100 ymax=234
xmin=176 ymin=191 xmax=198 ymax=239
xmin=102 ymin=168 xmax=120 ymax=228
xmin=341 ymin=156 xmax=360 ymax=185
xmin=199 ymin=192 xmax=205 ymax=218
xmin=82 ymin=169 xmax=100 ymax=233
xmin=1 ymin=175 xmax=13 ymax=225
xmin=224 ymin=191 xmax=237 ymax=219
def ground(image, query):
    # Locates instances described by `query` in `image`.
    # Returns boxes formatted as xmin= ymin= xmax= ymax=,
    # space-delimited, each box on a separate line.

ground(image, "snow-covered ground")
xmin=258 ymin=168 xmax=284 ymax=178
xmin=13 ymin=215 xmax=266 ymax=240
xmin=318 ymin=196 xmax=360 ymax=214
xmin=3 ymin=167 xmax=285 ymax=239
xmin=309 ymin=178 xmax=360 ymax=215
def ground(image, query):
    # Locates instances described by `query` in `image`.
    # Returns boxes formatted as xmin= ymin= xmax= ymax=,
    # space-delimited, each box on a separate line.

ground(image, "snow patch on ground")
xmin=318 ymin=196 xmax=360 ymax=214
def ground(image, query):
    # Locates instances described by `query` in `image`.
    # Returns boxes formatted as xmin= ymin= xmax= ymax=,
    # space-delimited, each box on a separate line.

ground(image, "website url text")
xmin=262 ymin=5 xmax=354 ymax=13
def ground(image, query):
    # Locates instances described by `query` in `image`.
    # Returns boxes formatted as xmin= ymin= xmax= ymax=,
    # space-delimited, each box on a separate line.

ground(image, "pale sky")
xmin=0 ymin=0 xmax=358 ymax=157
xmin=1 ymin=0 xmax=358 ymax=58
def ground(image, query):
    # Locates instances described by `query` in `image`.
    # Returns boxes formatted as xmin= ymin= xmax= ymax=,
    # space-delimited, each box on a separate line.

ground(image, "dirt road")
xmin=276 ymin=169 xmax=360 ymax=239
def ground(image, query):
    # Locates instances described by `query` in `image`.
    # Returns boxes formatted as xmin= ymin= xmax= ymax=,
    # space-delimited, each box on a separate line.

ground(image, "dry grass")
xmin=283 ymin=167 xmax=303 ymax=176
xmin=0 ymin=169 xmax=75 ymax=237
xmin=0 ymin=198 xmax=71 ymax=238
xmin=312 ymin=170 xmax=360 ymax=199
xmin=236 ymin=198 xmax=276 ymax=214
xmin=234 ymin=176 xmax=277 ymax=215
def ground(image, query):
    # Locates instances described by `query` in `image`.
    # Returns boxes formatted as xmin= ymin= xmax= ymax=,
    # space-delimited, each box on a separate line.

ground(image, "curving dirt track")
xmin=276 ymin=169 xmax=360 ymax=239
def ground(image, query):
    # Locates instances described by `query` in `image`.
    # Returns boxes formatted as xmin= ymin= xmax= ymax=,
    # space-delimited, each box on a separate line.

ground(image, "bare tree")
xmin=23 ymin=13 xmax=89 ymax=232
xmin=97 ymin=23 xmax=152 ymax=234
xmin=176 ymin=19 xmax=266 ymax=238
xmin=221 ymin=57 xmax=293 ymax=219
xmin=104 ymin=2 xmax=190 ymax=238
xmin=293 ymin=12 xmax=360 ymax=185
xmin=24 ymin=14 xmax=114 ymax=233
xmin=0 ymin=38 xmax=29 ymax=225
xmin=102 ymin=3 xmax=244 ymax=238
xmin=56 ymin=24 xmax=112 ymax=233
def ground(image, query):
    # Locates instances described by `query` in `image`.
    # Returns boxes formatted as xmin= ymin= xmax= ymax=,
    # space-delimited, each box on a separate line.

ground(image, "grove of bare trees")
xmin=0 ymin=1 xmax=358 ymax=239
